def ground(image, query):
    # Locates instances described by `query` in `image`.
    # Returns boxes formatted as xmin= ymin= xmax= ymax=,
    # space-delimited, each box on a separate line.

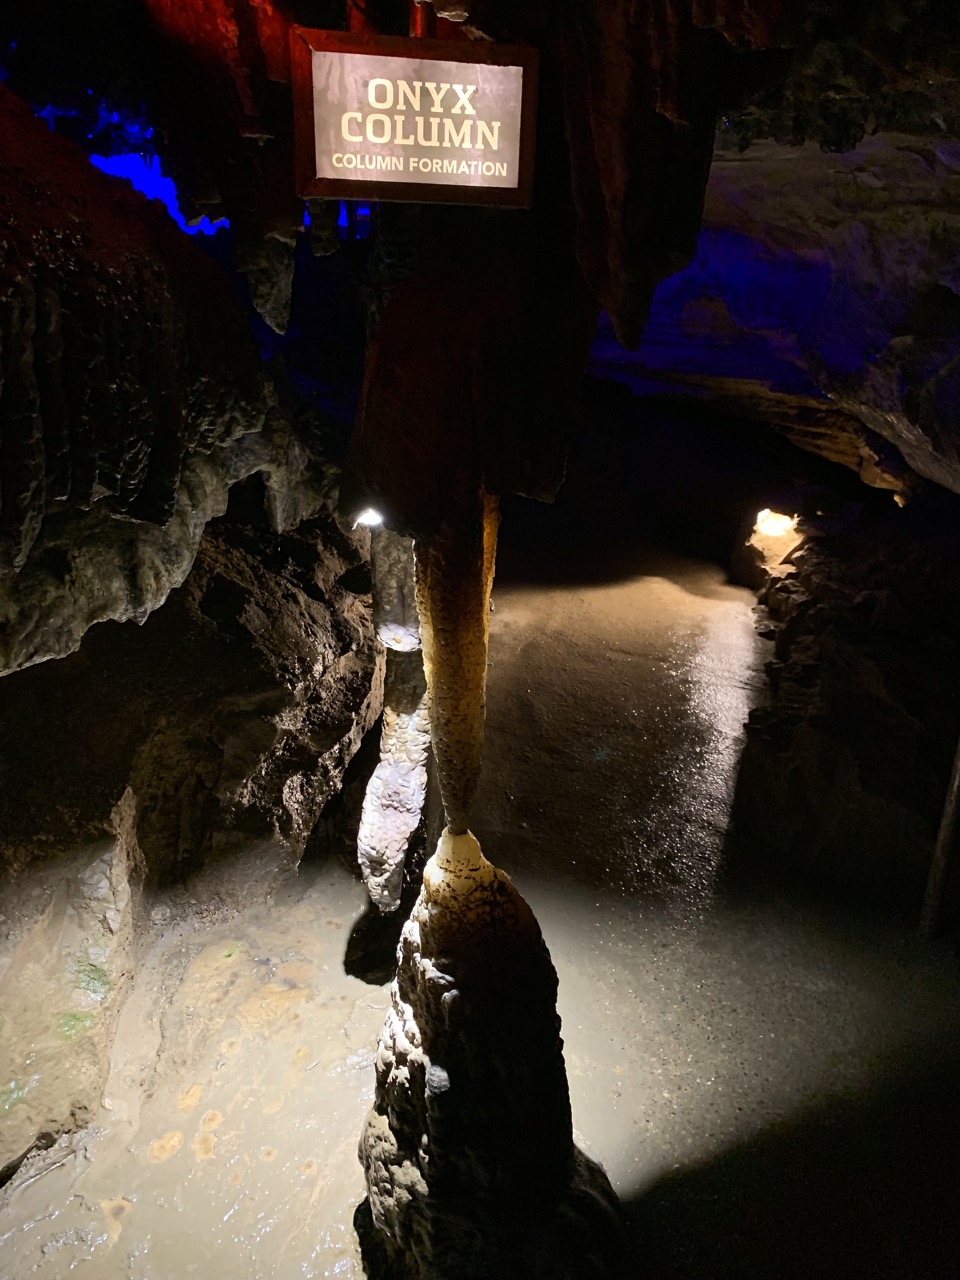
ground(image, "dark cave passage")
xmin=3 ymin=394 xmax=959 ymax=1278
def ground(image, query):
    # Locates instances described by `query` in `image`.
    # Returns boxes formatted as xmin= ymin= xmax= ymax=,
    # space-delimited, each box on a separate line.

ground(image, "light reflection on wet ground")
xmin=479 ymin=529 xmax=960 ymax=1277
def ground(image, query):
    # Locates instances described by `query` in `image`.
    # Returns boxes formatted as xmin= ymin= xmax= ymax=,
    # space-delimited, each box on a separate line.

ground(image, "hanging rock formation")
xmin=414 ymin=495 xmax=499 ymax=835
xmin=0 ymin=85 xmax=278 ymax=672
xmin=357 ymin=489 xmax=622 ymax=1275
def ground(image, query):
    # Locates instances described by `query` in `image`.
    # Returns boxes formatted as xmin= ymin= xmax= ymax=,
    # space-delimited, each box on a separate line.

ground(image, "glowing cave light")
xmin=88 ymin=153 xmax=229 ymax=236
xmin=755 ymin=509 xmax=798 ymax=538
xmin=353 ymin=507 xmax=384 ymax=528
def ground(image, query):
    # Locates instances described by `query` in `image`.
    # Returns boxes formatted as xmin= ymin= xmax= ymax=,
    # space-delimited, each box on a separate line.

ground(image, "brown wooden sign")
xmin=291 ymin=28 xmax=538 ymax=207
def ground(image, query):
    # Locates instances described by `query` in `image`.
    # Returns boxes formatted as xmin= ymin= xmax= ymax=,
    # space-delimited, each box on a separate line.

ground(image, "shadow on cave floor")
xmin=619 ymin=1045 xmax=960 ymax=1280
xmin=470 ymin=380 xmax=960 ymax=1278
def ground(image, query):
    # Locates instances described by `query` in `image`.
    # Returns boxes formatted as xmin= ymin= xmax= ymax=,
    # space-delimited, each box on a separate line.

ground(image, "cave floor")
xmin=3 ymin=404 xmax=960 ymax=1277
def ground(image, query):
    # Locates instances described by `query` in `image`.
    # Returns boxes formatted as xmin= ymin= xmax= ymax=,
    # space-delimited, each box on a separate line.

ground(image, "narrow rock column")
xmin=357 ymin=490 xmax=622 ymax=1278
xmin=357 ymin=529 xmax=430 ymax=912
xmin=413 ymin=491 xmax=499 ymax=835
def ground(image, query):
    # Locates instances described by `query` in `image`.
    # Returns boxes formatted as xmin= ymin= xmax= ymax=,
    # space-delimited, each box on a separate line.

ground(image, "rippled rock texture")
xmin=0 ymin=86 xmax=279 ymax=672
xmin=0 ymin=800 xmax=138 ymax=1176
xmin=729 ymin=485 xmax=960 ymax=910
xmin=357 ymin=831 xmax=622 ymax=1280
xmin=592 ymin=133 xmax=960 ymax=497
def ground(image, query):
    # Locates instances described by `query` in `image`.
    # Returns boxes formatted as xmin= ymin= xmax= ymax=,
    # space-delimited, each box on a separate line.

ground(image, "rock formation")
xmin=591 ymin=133 xmax=960 ymax=499
xmin=357 ymin=831 xmax=622 ymax=1280
xmin=357 ymin=488 xmax=622 ymax=1275
xmin=0 ymin=85 xmax=271 ymax=671
xmin=357 ymin=529 xmax=431 ymax=912
xmin=727 ymin=482 xmax=960 ymax=910
xmin=0 ymin=493 xmax=383 ymax=1173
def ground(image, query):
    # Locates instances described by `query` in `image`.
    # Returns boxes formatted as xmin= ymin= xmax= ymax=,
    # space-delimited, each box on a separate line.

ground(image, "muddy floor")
xmin=2 ymin=401 xmax=959 ymax=1277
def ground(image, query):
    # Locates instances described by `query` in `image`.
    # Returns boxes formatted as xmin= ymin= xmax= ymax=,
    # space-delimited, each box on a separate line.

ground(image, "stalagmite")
xmin=357 ymin=491 xmax=622 ymax=1277
xmin=358 ymin=530 xmax=431 ymax=911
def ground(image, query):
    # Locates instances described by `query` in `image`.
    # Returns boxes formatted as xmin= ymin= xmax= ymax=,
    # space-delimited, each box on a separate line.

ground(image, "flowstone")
xmin=357 ymin=530 xmax=431 ymax=912
xmin=356 ymin=493 xmax=621 ymax=1273
xmin=356 ymin=831 xmax=622 ymax=1279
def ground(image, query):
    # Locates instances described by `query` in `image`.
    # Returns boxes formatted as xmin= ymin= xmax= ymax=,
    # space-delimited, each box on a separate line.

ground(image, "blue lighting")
xmin=88 ymin=153 xmax=229 ymax=236
xmin=17 ymin=92 xmax=224 ymax=237
xmin=302 ymin=201 xmax=372 ymax=240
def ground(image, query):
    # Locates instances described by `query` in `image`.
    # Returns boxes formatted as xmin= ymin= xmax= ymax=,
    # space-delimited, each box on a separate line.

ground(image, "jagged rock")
xmin=0 ymin=86 xmax=266 ymax=570
xmin=592 ymin=133 xmax=960 ymax=496
xmin=370 ymin=528 xmax=421 ymax=655
xmin=727 ymin=486 xmax=960 ymax=909
xmin=357 ymin=830 xmax=622 ymax=1279
xmin=0 ymin=492 xmax=383 ymax=895
xmin=357 ymin=650 xmax=430 ymax=912
xmin=0 ymin=412 xmax=332 ymax=675
xmin=357 ymin=530 xmax=430 ymax=912
xmin=0 ymin=85 xmax=332 ymax=675
xmin=245 ymin=234 xmax=298 ymax=335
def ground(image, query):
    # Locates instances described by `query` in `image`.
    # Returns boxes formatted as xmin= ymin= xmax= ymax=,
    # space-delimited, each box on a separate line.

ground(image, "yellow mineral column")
xmin=414 ymin=490 xmax=499 ymax=834
xmin=358 ymin=490 xmax=622 ymax=1278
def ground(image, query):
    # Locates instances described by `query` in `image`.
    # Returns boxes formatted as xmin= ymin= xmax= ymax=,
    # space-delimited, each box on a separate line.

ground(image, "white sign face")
xmin=311 ymin=51 xmax=524 ymax=189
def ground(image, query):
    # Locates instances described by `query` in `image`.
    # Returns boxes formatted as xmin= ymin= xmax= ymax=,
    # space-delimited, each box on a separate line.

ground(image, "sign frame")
xmin=290 ymin=27 xmax=539 ymax=208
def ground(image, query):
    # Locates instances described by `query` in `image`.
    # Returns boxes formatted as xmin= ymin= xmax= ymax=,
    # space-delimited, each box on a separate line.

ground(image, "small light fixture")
xmin=353 ymin=507 xmax=384 ymax=529
xmin=755 ymin=508 xmax=798 ymax=538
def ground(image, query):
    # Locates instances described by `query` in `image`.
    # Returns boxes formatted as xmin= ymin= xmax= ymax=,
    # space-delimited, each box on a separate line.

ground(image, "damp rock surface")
xmin=592 ymin=133 xmax=960 ymax=496
xmin=0 ymin=861 xmax=387 ymax=1279
xmin=728 ymin=485 xmax=960 ymax=907
xmin=0 ymin=494 xmax=382 ymax=1178
xmin=357 ymin=650 xmax=430 ymax=913
xmin=0 ymin=85 xmax=266 ymax=641
xmin=0 ymin=498 xmax=382 ymax=895
xmin=0 ymin=812 xmax=136 ymax=1174
xmin=358 ymin=831 xmax=622 ymax=1279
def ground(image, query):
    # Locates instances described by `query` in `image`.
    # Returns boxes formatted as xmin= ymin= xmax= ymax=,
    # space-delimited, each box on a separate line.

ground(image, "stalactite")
xmin=357 ymin=489 xmax=622 ymax=1277
xmin=413 ymin=491 xmax=499 ymax=835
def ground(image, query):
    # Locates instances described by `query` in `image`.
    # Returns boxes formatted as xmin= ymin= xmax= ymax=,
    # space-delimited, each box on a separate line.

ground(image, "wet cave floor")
xmin=3 ymin=396 xmax=960 ymax=1278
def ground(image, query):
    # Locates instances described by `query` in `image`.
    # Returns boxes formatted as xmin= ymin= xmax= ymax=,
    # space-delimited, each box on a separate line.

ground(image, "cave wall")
xmin=591 ymin=131 xmax=960 ymax=498
xmin=0 ymin=489 xmax=383 ymax=1172
xmin=0 ymin=86 xmax=276 ymax=672
xmin=728 ymin=486 xmax=960 ymax=910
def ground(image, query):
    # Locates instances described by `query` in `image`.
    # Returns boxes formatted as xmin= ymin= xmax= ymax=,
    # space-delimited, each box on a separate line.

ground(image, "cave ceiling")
xmin=1 ymin=0 xmax=959 ymax=666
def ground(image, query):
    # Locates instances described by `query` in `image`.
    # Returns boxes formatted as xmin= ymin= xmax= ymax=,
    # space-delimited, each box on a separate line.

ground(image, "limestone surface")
xmin=358 ymin=831 xmax=622 ymax=1279
xmin=414 ymin=495 xmax=499 ymax=835
xmin=357 ymin=651 xmax=431 ymax=913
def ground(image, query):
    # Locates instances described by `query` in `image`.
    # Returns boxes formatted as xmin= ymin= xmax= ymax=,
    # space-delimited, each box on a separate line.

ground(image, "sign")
xmin=291 ymin=29 xmax=538 ymax=207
